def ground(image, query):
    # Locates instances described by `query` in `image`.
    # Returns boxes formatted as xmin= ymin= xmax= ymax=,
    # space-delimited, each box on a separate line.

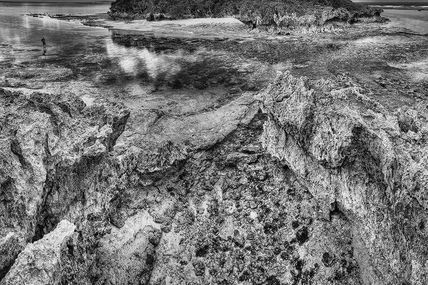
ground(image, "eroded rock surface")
xmin=0 ymin=84 xmax=366 ymax=284
xmin=1 ymin=220 xmax=76 ymax=285
xmin=1 ymin=6 xmax=427 ymax=285
xmin=0 ymin=233 xmax=23 ymax=280
xmin=262 ymin=71 xmax=428 ymax=284
xmin=0 ymin=88 xmax=129 ymax=276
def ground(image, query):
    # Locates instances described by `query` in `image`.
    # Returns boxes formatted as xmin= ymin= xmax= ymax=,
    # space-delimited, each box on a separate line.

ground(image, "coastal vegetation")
xmin=109 ymin=0 xmax=382 ymax=26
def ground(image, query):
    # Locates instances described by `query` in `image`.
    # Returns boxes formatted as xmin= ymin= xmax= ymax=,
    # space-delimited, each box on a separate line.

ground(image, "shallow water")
xmin=0 ymin=2 xmax=110 ymax=16
xmin=0 ymin=3 xmax=112 ymax=63
xmin=0 ymin=3 xmax=249 ymax=89
xmin=382 ymin=9 xmax=428 ymax=34
xmin=1 ymin=3 xmax=426 ymax=94
xmin=0 ymin=3 xmax=276 ymax=95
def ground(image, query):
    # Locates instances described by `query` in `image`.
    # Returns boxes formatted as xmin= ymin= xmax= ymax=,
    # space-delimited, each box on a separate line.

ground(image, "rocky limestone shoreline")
xmin=1 ymin=5 xmax=428 ymax=285
xmin=1 ymin=67 xmax=427 ymax=284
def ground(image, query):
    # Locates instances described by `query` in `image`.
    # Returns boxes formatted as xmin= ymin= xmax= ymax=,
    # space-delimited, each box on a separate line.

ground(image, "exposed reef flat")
xmin=1 ymin=8 xmax=428 ymax=285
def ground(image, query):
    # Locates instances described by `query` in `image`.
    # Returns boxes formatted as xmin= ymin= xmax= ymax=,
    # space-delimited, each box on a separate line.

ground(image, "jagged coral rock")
xmin=0 ymin=220 xmax=76 ymax=285
xmin=0 ymin=233 xmax=24 ymax=280
xmin=97 ymin=213 xmax=162 ymax=285
xmin=261 ymin=72 xmax=428 ymax=284
xmin=0 ymin=88 xmax=129 ymax=276
xmin=143 ymin=113 xmax=362 ymax=284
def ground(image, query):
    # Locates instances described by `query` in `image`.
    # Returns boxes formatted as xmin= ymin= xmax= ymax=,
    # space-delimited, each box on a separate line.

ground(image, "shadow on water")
xmin=111 ymin=32 xmax=345 ymax=64
xmin=108 ymin=32 xmax=352 ymax=83
xmin=0 ymin=3 xmax=279 ymax=92
xmin=99 ymin=39 xmax=270 ymax=91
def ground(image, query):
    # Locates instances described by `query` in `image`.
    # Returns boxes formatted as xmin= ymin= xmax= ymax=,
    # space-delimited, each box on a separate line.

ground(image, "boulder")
xmin=0 ymin=220 xmax=76 ymax=285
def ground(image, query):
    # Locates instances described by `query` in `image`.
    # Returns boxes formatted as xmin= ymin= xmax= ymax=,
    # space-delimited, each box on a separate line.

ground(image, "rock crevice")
xmin=261 ymin=72 xmax=428 ymax=284
xmin=0 ymin=67 xmax=427 ymax=284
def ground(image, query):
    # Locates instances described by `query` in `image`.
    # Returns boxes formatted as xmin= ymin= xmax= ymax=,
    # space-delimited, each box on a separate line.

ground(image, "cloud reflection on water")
xmin=105 ymin=39 xmax=201 ymax=80
xmin=0 ymin=29 xmax=21 ymax=45
xmin=22 ymin=16 xmax=30 ymax=29
xmin=40 ymin=16 xmax=61 ymax=30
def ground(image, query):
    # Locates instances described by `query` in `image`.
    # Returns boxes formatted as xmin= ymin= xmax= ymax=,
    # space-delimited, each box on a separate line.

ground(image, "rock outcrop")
xmin=109 ymin=0 xmax=382 ymax=26
xmin=1 ymin=69 xmax=427 ymax=284
xmin=0 ymin=220 xmax=76 ymax=285
xmin=0 ymin=88 xmax=129 ymax=276
xmin=96 ymin=217 xmax=161 ymax=284
xmin=261 ymin=72 xmax=428 ymax=284
xmin=0 ymin=86 xmax=367 ymax=284
xmin=0 ymin=233 xmax=23 ymax=280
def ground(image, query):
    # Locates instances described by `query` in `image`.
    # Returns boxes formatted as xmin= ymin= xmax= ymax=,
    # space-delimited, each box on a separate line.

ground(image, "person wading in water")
xmin=41 ymin=37 xmax=47 ymax=55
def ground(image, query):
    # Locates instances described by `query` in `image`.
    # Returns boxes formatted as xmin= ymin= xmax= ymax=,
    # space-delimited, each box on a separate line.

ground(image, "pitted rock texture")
xmin=0 ymin=84 xmax=365 ymax=284
xmin=0 ymin=27 xmax=427 ymax=283
xmin=142 ymin=114 xmax=361 ymax=285
xmin=0 ymin=88 xmax=129 ymax=275
xmin=1 ymin=70 xmax=427 ymax=284
xmin=96 ymin=219 xmax=161 ymax=284
xmin=0 ymin=220 xmax=76 ymax=285
xmin=0 ymin=233 xmax=23 ymax=280
xmin=261 ymin=71 xmax=428 ymax=284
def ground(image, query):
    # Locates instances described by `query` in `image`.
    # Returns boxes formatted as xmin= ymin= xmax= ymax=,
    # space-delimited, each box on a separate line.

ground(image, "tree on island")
xmin=109 ymin=0 xmax=382 ymax=27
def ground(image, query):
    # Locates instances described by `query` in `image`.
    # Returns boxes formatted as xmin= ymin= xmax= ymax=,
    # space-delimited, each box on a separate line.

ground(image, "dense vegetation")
xmin=109 ymin=0 xmax=381 ymax=26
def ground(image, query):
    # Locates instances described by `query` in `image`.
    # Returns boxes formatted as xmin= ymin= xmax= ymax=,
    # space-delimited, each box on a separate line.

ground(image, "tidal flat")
xmin=1 ymin=3 xmax=428 ymax=285
xmin=2 ymin=10 xmax=426 ymax=137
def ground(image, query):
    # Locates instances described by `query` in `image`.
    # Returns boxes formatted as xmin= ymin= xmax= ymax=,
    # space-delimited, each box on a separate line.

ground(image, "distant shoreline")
xmin=371 ymin=5 xmax=428 ymax=10
xmin=356 ymin=1 xmax=428 ymax=10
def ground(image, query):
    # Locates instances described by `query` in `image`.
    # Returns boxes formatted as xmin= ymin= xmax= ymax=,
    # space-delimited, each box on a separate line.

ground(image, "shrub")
xmin=109 ymin=0 xmax=381 ymax=27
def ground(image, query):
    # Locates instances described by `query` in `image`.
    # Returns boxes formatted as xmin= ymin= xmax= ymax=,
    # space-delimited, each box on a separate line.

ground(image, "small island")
xmin=109 ymin=0 xmax=384 ymax=25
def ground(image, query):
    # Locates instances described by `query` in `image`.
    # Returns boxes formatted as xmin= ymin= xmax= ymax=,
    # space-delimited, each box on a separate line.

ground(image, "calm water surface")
xmin=0 ymin=2 xmax=215 ymax=84
xmin=0 ymin=3 xmax=112 ymax=63
xmin=382 ymin=9 xmax=428 ymax=34
xmin=0 ymin=3 xmax=427 ymax=81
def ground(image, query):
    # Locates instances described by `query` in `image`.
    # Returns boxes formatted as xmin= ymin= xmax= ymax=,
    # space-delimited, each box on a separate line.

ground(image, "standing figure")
xmin=41 ymin=37 xmax=47 ymax=55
